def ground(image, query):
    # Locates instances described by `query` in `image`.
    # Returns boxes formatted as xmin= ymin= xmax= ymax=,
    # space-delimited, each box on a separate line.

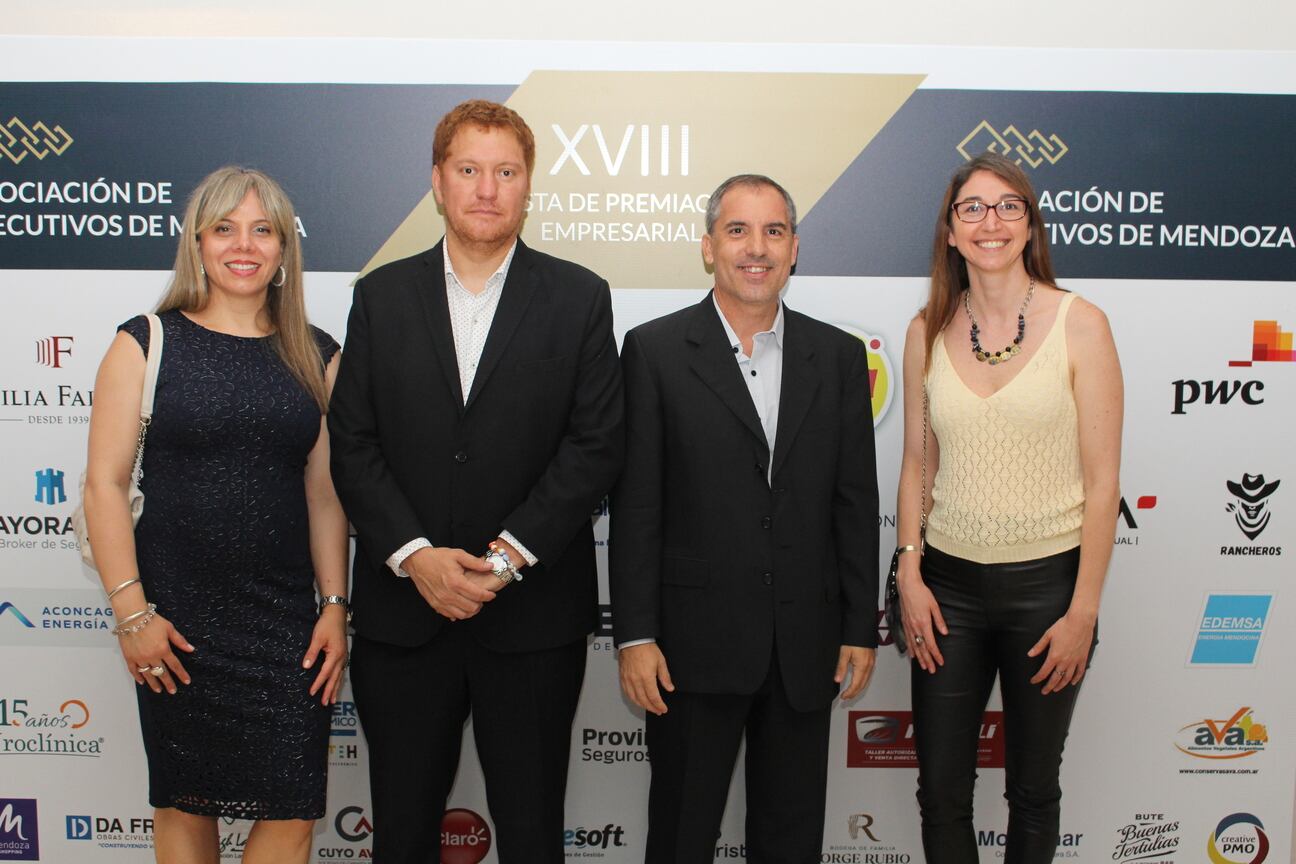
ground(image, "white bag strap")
xmin=140 ymin=313 xmax=164 ymax=419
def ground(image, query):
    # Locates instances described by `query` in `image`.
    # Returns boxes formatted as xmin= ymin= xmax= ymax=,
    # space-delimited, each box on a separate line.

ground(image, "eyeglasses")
xmin=951 ymin=197 xmax=1029 ymax=223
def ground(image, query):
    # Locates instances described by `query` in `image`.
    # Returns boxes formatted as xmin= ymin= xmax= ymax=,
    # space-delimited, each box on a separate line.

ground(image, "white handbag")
xmin=72 ymin=313 xmax=164 ymax=570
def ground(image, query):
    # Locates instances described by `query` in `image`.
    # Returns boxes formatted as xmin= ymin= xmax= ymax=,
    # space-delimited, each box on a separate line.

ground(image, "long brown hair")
xmin=920 ymin=153 xmax=1057 ymax=370
xmin=155 ymin=166 xmax=328 ymax=410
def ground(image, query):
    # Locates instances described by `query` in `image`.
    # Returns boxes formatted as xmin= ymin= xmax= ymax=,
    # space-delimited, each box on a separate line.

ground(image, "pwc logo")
xmin=1172 ymin=320 xmax=1292 ymax=414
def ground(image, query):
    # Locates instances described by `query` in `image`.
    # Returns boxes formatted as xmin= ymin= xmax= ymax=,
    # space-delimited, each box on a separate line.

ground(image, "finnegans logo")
xmin=1176 ymin=707 xmax=1269 ymax=759
xmin=1226 ymin=474 xmax=1279 ymax=540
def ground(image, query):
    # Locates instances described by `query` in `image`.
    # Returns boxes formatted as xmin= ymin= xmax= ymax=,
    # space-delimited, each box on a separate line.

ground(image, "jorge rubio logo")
xmin=564 ymin=823 xmax=626 ymax=852
xmin=34 ymin=336 xmax=74 ymax=369
xmin=441 ymin=808 xmax=491 ymax=864
xmin=847 ymin=710 xmax=1004 ymax=768
xmin=1189 ymin=594 xmax=1272 ymax=666
xmin=1112 ymin=813 xmax=1179 ymax=864
xmin=1175 ymin=707 xmax=1268 ymax=765
xmin=1207 ymin=813 xmax=1268 ymax=864
xmin=835 ymin=326 xmax=896 ymax=427
xmin=0 ymin=798 xmax=39 ymax=860
xmin=1222 ymin=474 xmax=1280 ymax=557
xmin=33 ymin=468 xmax=67 ymax=506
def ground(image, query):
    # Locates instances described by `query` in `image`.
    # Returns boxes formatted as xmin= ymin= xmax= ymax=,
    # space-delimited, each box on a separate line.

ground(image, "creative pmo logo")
xmin=1190 ymin=594 xmax=1272 ymax=666
xmin=0 ymin=117 xmax=73 ymax=164
xmin=956 ymin=121 xmax=1068 ymax=168
xmin=1225 ymin=474 xmax=1279 ymax=541
xmin=1207 ymin=813 xmax=1268 ymax=864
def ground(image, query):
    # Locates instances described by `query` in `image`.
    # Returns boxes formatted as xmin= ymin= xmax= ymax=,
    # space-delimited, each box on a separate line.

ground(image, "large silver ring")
xmin=913 ymin=635 xmax=925 ymax=646
xmin=148 ymin=666 xmax=165 ymax=677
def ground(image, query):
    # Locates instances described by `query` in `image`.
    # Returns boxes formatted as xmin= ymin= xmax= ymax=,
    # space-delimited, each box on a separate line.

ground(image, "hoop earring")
xmin=271 ymin=265 xmax=286 ymax=288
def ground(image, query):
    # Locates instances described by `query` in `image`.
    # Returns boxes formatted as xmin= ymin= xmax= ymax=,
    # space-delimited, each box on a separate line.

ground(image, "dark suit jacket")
xmin=609 ymin=294 xmax=878 ymax=711
xmin=328 ymin=239 xmax=624 ymax=653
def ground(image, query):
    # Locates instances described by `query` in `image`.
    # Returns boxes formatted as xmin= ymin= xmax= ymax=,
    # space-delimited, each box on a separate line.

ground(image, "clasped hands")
xmin=403 ymin=543 xmax=513 ymax=620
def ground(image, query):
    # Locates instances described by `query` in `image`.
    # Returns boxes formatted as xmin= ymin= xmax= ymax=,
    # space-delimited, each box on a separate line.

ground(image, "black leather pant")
xmin=911 ymin=544 xmax=1093 ymax=864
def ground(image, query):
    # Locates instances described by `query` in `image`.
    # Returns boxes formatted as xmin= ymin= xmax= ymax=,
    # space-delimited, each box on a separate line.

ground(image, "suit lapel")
xmin=687 ymin=295 xmax=768 ymax=451
xmin=464 ymin=239 xmax=538 ymax=410
xmin=412 ymin=242 xmax=466 ymax=410
xmin=771 ymin=308 xmax=819 ymax=480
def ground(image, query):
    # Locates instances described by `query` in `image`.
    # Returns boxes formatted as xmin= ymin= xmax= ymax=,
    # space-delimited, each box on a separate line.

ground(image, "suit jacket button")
xmin=760 ymin=516 xmax=772 ymax=529
xmin=454 ymin=451 xmax=468 ymax=463
xmin=762 ymin=571 xmax=773 ymax=585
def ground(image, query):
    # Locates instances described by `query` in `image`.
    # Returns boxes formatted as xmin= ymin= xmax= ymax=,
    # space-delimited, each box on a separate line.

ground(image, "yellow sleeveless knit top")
xmin=925 ymin=292 xmax=1083 ymax=564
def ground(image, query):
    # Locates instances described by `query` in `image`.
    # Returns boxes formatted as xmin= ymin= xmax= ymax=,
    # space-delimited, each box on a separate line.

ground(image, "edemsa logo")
xmin=834 ymin=326 xmax=895 ymax=427
xmin=441 ymin=808 xmax=491 ymax=864
xmin=1207 ymin=813 xmax=1268 ymax=864
xmin=846 ymin=710 xmax=1004 ymax=768
xmin=0 ymin=798 xmax=39 ymax=860
xmin=1189 ymin=594 xmax=1272 ymax=666
xmin=1176 ymin=707 xmax=1268 ymax=762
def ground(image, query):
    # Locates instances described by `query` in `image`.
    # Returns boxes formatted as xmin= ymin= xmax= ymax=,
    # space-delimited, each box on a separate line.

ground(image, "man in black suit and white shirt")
xmin=329 ymin=100 xmax=624 ymax=864
xmin=610 ymin=174 xmax=879 ymax=863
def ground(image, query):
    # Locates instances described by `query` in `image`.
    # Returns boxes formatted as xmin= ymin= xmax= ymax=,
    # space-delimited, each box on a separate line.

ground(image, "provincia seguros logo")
xmin=1189 ymin=593 xmax=1272 ymax=666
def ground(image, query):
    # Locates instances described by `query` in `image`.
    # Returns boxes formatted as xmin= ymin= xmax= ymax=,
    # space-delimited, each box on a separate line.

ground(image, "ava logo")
xmin=441 ymin=808 xmax=491 ymax=864
xmin=835 ymin=326 xmax=895 ymax=426
xmin=333 ymin=805 xmax=373 ymax=842
xmin=0 ymin=798 xmax=39 ymax=860
xmin=549 ymin=124 xmax=690 ymax=177
xmin=1229 ymin=321 xmax=1295 ymax=366
xmin=1190 ymin=594 xmax=1271 ymax=666
xmin=0 ymin=603 xmax=35 ymax=628
xmin=33 ymin=468 xmax=67 ymax=506
xmin=956 ymin=121 xmax=1067 ymax=168
xmin=34 ymin=336 xmax=74 ymax=368
xmin=1207 ymin=813 xmax=1268 ymax=864
xmin=1176 ymin=707 xmax=1269 ymax=759
xmin=1226 ymin=475 xmax=1278 ymax=540
xmin=1 ymin=117 xmax=74 ymax=164
xmin=847 ymin=710 xmax=1004 ymax=768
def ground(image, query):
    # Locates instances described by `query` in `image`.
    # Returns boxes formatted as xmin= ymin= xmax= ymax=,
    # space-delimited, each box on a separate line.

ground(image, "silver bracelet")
xmin=112 ymin=603 xmax=157 ymax=636
xmin=106 ymin=577 xmax=141 ymax=599
xmin=895 ymin=544 xmax=923 ymax=556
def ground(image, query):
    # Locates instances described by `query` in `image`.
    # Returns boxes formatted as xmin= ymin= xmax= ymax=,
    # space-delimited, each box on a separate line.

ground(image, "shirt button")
xmin=761 ymin=516 xmax=772 ymax=529
xmin=750 ymin=370 xmax=757 ymax=377
xmin=454 ymin=451 xmax=468 ymax=464
xmin=762 ymin=571 xmax=773 ymax=585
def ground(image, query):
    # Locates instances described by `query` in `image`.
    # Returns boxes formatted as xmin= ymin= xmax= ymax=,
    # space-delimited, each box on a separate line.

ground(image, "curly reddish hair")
xmin=433 ymin=99 xmax=536 ymax=177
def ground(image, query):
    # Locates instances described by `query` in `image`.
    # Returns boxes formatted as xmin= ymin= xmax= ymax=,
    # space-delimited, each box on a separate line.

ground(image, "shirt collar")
xmin=712 ymin=292 xmax=785 ymax=354
xmin=442 ymin=238 xmax=518 ymax=294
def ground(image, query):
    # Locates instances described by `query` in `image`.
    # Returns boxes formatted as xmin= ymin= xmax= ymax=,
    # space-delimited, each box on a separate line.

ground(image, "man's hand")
xmin=618 ymin=643 xmax=675 ymax=715
xmin=402 ymin=546 xmax=497 ymax=620
xmin=835 ymin=645 xmax=876 ymax=701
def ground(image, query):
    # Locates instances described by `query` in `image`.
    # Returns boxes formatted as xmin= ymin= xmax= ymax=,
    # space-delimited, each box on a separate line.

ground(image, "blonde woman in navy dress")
xmin=894 ymin=153 xmax=1123 ymax=864
xmin=84 ymin=166 xmax=349 ymax=864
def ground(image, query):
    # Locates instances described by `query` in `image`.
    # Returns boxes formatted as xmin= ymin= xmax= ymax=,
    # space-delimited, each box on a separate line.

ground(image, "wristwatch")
xmin=484 ymin=543 xmax=522 ymax=586
xmin=318 ymin=594 xmax=352 ymax=623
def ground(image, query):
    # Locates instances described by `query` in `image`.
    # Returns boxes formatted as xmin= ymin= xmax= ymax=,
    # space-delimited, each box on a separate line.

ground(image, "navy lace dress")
xmin=122 ymin=310 xmax=338 ymax=820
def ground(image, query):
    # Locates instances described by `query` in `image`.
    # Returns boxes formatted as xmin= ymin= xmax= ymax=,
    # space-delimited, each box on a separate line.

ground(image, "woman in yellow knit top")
xmin=895 ymin=153 xmax=1123 ymax=864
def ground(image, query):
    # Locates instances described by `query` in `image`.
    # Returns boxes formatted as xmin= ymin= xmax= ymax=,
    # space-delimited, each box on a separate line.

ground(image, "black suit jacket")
xmin=609 ymin=295 xmax=878 ymax=711
xmin=329 ymin=239 xmax=624 ymax=653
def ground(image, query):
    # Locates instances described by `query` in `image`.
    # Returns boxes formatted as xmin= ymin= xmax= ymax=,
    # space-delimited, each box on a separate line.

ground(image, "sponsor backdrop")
xmin=2 ymin=38 xmax=1293 ymax=864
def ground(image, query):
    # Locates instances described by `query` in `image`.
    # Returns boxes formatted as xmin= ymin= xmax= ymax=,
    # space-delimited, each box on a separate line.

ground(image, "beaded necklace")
xmin=965 ymin=279 xmax=1035 ymax=365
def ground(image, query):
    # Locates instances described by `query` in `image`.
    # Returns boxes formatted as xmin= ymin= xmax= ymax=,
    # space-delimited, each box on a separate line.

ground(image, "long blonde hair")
xmin=920 ymin=153 xmax=1058 ymax=371
xmin=156 ymin=166 xmax=328 ymax=410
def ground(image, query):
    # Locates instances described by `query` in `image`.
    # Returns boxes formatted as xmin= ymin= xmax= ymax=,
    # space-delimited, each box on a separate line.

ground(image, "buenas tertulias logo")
xmin=1111 ymin=813 xmax=1179 ymax=864
xmin=1207 ymin=814 xmax=1268 ymax=864
xmin=0 ymin=798 xmax=39 ymax=860
xmin=1189 ymin=594 xmax=1272 ymax=666
xmin=1222 ymin=474 xmax=1281 ymax=556
xmin=1175 ymin=707 xmax=1268 ymax=768
xmin=441 ymin=809 xmax=490 ymax=864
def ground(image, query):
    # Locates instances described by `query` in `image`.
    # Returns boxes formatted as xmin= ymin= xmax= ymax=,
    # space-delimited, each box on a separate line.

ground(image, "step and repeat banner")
xmin=1 ymin=39 xmax=1293 ymax=864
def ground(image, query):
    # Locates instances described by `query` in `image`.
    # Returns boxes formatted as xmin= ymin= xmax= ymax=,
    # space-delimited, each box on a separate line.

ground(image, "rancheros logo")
xmin=1176 ymin=707 xmax=1269 ymax=760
